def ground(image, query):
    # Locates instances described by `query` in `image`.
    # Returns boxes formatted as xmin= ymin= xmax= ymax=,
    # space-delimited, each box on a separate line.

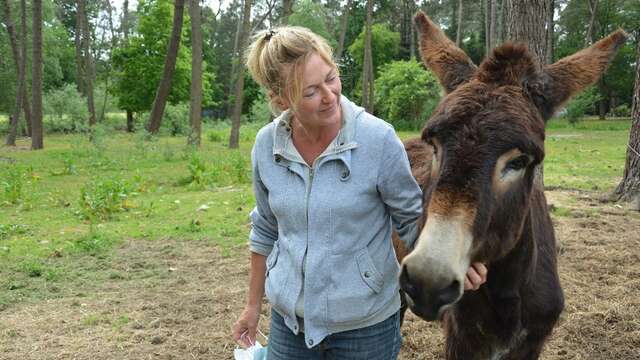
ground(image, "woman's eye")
xmin=505 ymin=155 xmax=529 ymax=171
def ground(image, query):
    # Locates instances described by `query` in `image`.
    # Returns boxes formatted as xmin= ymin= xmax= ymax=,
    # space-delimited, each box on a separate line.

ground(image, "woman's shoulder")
xmin=254 ymin=120 xmax=277 ymax=147
xmin=341 ymin=96 xmax=395 ymax=142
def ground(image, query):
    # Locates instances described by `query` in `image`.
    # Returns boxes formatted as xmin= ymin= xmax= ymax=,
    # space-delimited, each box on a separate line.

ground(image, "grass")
xmin=0 ymin=121 xmax=262 ymax=309
xmin=0 ymin=116 xmax=632 ymax=309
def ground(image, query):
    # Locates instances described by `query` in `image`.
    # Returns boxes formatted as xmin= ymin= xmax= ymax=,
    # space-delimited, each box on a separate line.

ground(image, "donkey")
xmin=396 ymin=11 xmax=627 ymax=359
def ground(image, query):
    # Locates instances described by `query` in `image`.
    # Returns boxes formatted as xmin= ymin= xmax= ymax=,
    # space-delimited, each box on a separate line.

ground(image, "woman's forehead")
xmin=302 ymin=53 xmax=335 ymax=86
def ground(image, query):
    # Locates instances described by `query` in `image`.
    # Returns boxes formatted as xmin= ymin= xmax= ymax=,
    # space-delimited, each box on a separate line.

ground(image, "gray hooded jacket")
xmin=249 ymin=95 xmax=422 ymax=348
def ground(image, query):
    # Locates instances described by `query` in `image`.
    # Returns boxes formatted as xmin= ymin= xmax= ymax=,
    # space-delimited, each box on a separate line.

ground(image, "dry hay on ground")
xmin=0 ymin=190 xmax=639 ymax=359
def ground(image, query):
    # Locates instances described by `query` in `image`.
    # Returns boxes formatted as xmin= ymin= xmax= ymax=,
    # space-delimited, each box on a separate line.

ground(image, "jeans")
xmin=267 ymin=309 xmax=402 ymax=359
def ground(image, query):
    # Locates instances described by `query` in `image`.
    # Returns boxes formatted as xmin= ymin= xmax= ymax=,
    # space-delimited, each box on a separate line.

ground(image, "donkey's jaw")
xmin=400 ymin=214 xmax=473 ymax=321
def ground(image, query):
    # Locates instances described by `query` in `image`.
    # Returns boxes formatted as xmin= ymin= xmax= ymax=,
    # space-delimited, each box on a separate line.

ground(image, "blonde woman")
xmin=232 ymin=26 xmax=487 ymax=359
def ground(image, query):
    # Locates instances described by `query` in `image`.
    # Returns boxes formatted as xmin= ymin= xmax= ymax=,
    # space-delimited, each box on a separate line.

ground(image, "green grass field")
xmin=0 ymin=117 xmax=632 ymax=309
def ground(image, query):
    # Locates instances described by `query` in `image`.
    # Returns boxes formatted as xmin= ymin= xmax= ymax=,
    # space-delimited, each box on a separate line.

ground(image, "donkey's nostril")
xmin=399 ymin=265 xmax=417 ymax=298
xmin=436 ymin=280 xmax=460 ymax=307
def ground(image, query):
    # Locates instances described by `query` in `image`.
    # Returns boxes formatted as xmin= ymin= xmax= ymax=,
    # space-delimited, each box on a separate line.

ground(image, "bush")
xmin=374 ymin=60 xmax=441 ymax=130
xmin=563 ymin=86 xmax=601 ymax=124
xmin=250 ymin=97 xmax=274 ymax=123
xmin=611 ymin=103 xmax=631 ymax=117
xmin=1 ymin=165 xmax=26 ymax=205
xmin=78 ymin=178 xmax=133 ymax=221
xmin=160 ymin=102 xmax=191 ymax=136
xmin=43 ymin=84 xmax=90 ymax=133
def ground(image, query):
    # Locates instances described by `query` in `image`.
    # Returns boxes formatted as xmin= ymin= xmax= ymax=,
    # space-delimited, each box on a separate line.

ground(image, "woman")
xmin=232 ymin=26 xmax=487 ymax=359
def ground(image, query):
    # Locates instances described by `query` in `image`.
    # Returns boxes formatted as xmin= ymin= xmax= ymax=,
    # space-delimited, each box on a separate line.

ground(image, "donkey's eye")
xmin=505 ymin=155 xmax=529 ymax=172
xmin=426 ymin=140 xmax=438 ymax=156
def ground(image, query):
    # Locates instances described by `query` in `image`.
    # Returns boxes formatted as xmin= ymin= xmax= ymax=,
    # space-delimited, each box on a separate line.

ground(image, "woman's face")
xmin=287 ymin=53 xmax=342 ymax=130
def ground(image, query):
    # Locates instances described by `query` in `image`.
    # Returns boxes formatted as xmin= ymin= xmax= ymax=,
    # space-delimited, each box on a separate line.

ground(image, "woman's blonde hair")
xmin=245 ymin=26 xmax=336 ymax=113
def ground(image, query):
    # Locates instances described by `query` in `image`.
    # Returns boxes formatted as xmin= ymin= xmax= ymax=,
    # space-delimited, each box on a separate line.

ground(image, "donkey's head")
xmin=400 ymin=11 xmax=626 ymax=321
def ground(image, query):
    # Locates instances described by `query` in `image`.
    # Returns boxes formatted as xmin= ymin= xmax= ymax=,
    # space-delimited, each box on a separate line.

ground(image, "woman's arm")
xmin=232 ymin=252 xmax=267 ymax=348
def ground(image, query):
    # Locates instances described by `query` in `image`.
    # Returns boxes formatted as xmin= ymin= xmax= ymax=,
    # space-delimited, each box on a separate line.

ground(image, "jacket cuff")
xmin=249 ymin=235 xmax=274 ymax=257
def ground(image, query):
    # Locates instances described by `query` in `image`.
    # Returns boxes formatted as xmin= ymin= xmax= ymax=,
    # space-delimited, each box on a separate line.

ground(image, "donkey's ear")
xmin=415 ymin=11 xmax=477 ymax=93
xmin=527 ymin=30 xmax=627 ymax=121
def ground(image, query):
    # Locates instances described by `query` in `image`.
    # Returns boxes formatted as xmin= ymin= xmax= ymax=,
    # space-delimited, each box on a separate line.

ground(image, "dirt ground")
xmin=1 ymin=190 xmax=639 ymax=360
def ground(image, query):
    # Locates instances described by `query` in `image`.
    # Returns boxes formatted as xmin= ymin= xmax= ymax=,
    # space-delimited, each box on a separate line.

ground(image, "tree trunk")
xmin=75 ymin=2 xmax=84 ymax=95
xmin=545 ymin=0 xmax=554 ymax=64
xmin=188 ymin=0 xmax=202 ymax=147
xmin=227 ymin=8 xmax=244 ymax=117
xmin=122 ymin=0 xmax=132 ymax=132
xmin=613 ymin=32 xmax=640 ymax=210
xmin=281 ymin=0 xmax=293 ymax=25
xmin=335 ymin=0 xmax=351 ymax=60
xmin=505 ymin=0 xmax=548 ymax=66
xmin=126 ymin=110 xmax=134 ymax=132
xmin=146 ymin=0 xmax=186 ymax=134
xmin=78 ymin=0 xmax=96 ymax=127
xmin=496 ymin=0 xmax=504 ymax=46
xmin=20 ymin=0 xmax=31 ymax=137
xmin=585 ymin=0 xmax=598 ymax=47
xmin=31 ymin=0 xmax=43 ymax=150
xmin=122 ymin=0 xmax=129 ymax=40
xmin=504 ymin=0 xmax=549 ymax=186
xmin=361 ymin=0 xmax=374 ymax=113
xmin=100 ymin=0 xmax=117 ymax=123
xmin=2 ymin=0 xmax=24 ymax=145
xmin=229 ymin=0 xmax=252 ymax=149
xmin=455 ymin=0 xmax=463 ymax=47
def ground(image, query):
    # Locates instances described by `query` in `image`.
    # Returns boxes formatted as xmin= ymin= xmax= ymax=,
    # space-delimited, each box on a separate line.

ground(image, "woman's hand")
xmin=464 ymin=262 xmax=488 ymax=291
xmin=232 ymin=305 xmax=261 ymax=348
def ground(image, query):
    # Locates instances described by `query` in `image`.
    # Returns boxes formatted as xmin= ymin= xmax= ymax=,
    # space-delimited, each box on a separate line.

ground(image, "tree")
xmin=188 ymin=0 xmax=202 ymax=147
xmin=281 ymin=0 xmax=293 ymax=25
xmin=121 ymin=0 xmax=134 ymax=132
xmin=374 ymin=59 xmax=440 ymax=129
xmin=229 ymin=0 xmax=252 ymax=149
xmin=361 ymin=0 xmax=374 ymax=113
xmin=31 ymin=0 xmax=43 ymax=149
xmin=77 ymin=0 xmax=96 ymax=127
xmin=111 ymin=0 xmax=192 ymax=132
xmin=456 ymin=0 xmax=463 ymax=46
xmin=335 ymin=0 xmax=351 ymax=60
xmin=2 ymin=0 xmax=25 ymax=145
xmin=504 ymin=0 xmax=550 ymax=186
xmin=504 ymin=0 xmax=549 ymax=64
xmin=146 ymin=0 xmax=186 ymax=134
xmin=612 ymin=30 xmax=640 ymax=210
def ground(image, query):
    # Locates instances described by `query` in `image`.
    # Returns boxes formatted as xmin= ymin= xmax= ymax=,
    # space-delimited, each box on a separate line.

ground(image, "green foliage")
xmin=110 ymin=0 xmax=193 ymax=113
xmin=348 ymin=23 xmax=400 ymax=76
xmin=250 ymin=98 xmax=274 ymax=124
xmin=611 ymin=104 xmax=631 ymax=118
xmin=160 ymin=102 xmax=191 ymax=136
xmin=288 ymin=0 xmax=336 ymax=47
xmin=0 ymin=224 xmax=30 ymax=240
xmin=43 ymin=84 xmax=90 ymax=133
xmin=177 ymin=150 xmax=250 ymax=188
xmin=563 ymin=87 xmax=601 ymax=124
xmin=1 ymin=165 xmax=28 ymax=205
xmin=78 ymin=178 xmax=133 ymax=221
xmin=70 ymin=228 xmax=117 ymax=255
xmin=374 ymin=60 xmax=441 ymax=130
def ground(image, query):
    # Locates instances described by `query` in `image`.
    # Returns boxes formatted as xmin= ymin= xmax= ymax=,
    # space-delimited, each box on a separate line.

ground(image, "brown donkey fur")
xmin=394 ymin=11 xmax=627 ymax=360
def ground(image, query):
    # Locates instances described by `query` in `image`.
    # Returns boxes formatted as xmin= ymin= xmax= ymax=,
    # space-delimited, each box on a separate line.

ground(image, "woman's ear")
xmin=268 ymin=90 xmax=289 ymax=111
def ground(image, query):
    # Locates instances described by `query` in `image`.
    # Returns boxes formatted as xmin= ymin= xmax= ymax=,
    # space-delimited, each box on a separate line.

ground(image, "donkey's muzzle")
xmin=399 ymin=263 xmax=462 ymax=321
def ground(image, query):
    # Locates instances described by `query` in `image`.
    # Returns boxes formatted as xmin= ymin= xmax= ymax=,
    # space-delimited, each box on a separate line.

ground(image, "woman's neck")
xmin=290 ymin=115 xmax=341 ymax=146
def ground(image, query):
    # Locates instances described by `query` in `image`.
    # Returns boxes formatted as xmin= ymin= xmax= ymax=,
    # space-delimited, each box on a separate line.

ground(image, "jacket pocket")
xmin=327 ymin=248 xmax=385 ymax=324
xmin=264 ymin=242 xmax=281 ymax=306
xmin=356 ymin=248 xmax=384 ymax=293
